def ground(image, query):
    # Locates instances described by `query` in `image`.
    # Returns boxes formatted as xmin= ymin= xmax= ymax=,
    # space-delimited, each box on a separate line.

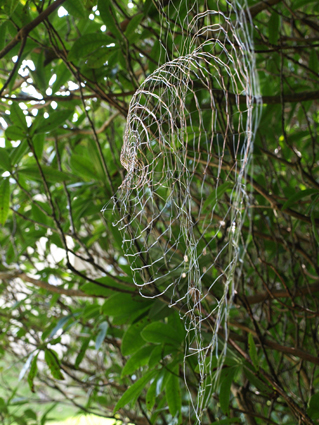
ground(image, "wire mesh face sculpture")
xmin=109 ymin=0 xmax=261 ymax=421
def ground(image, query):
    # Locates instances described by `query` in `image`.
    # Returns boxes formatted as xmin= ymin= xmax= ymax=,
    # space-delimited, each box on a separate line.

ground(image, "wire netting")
xmin=105 ymin=0 xmax=261 ymax=420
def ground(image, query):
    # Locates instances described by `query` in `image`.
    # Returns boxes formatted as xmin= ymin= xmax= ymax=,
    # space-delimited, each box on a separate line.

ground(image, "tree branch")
xmin=241 ymin=283 xmax=319 ymax=306
xmin=249 ymin=0 xmax=282 ymax=18
xmin=0 ymin=270 xmax=88 ymax=297
xmin=0 ymin=0 xmax=67 ymax=60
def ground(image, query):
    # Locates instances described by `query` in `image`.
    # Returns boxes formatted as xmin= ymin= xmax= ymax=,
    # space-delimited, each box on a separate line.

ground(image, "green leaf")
xmin=268 ymin=11 xmax=280 ymax=45
xmin=10 ymin=140 xmax=28 ymax=166
xmin=0 ymin=178 xmax=10 ymax=226
xmin=143 ymin=0 xmax=153 ymax=17
xmin=202 ymin=182 xmax=233 ymax=211
xmin=113 ymin=369 xmax=157 ymax=414
xmin=98 ymin=0 xmax=122 ymax=39
xmin=309 ymin=49 xmax=319 ymax=74
xmin=5 ymin=125 xmax=25 ymax=141
xmin=122 ymin=345 xmax=154 ymax=377
xmin=27 ymin=354 xmax=38 ymax=393
xmin=24 ymin=409 xmax=37 ymax=420
xmin=33 ymin=109 xmax=73 ymax=134
xmin=311 ymin=206 xmax=319 ymax=245
xmin=80 ymin=282 xmax=111 ymax=297
xmin=101 ymin=292 xmax=152 ymax=317
xmin=17 ymin=166 xmax=74 ymax=182
xmin=86 ymin=46 xmax=119 ymax=68
xmin=49 ymin=314 xmax=73 ymax=338
xmin=281 ymin=188 xmax=319 ymax=210
xmin=210 ymin=419 xmax=241 ymax=425
xmin=148 ymin=299 xmax=173 ymax=320
xmin=64 ymin=0 xmax=86 ymax=19
xmin=165 ymin=366 xmax=181 ymax=417
xmin=308 ymin=393 xmax=319 ymax=420
xmin=40 ymin=403 xmax=58 ymax=425
xmin=248 ymin=333 xmax=259 ymax=371
xmin=44 ymin=349 xmax=64 ymax=380
xmin=70 ymin=155 xmax=98 ymax=180
xmin=10 ymin=103 xmax=27 ymax=130
xmin=19 ymin=352 xmax=35 ymax=381
xmin=242 ymin=365 xmax=272 ymax=394
xmin=146 ymin=378 xmax=157 ymax=411
xmin=51 ymin=62 xmax=72 ymax=94
xmin=95 ymin=321 xmax=108 ymax=350
xmin=3 ymin=0 xmax=19 ymax=18
xmin=125 ymin=14 xmax=143 ymax=39
xmin=141 ymin=322 xmax=183 ymax=347
xmin=0 ymin=148 xmax=11 ymax=171
xmin=68 ymin=33 xmax=116 ymax=62
xmin=219 ymin=368 xmax=236 ymax=414
xmin=121 ymin=320 xmax=147 ymax=356
xmin=31 ymin=203 xmax=49 ymax=225
xmin=75 ymin=338 xmax=90 ymax=369
xmin=32 ymin=133 xmax=45 ymax=159
xmin=82 ymin=275 xmax=132 ymax=295
xmin=148 ymin=345 xmax=177 ymax=369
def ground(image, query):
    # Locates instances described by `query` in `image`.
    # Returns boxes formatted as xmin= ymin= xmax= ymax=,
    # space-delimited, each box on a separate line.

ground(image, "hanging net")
xmin=106 ymin=0 xmax=261 ymax=421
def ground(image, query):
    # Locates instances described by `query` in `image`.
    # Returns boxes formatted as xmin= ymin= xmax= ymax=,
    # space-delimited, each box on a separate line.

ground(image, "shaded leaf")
xmin=64 ymin=0 xmax=86 ymax=19
xmin=49 ymin=314 xmax=73 ymax=339
xmin=125 ymin=14 xmax=143 ymax=39
xmin=33 ymin=109 xmax=73 ymax=134
xmin=0 ymin=148 xmax=11 ymax=171
xmin=98 ymin=0 xmax=122 ymax=39
xmin=19 ymin=352 xmax=35 ymax=381
xmin=32 ymin=133 xmax=45 ymax=159
xmin=44 ymin=349 xmax=64 ymax=380
xmin=309 ymin=49 xmax=319 ymax=74
xmin=95 ymin=321 xmax=108 ymax=350
xmin=308 ymin=393 xmax=319 ymax=420
xmin=10 ymin=103 xmax=27 ymax=130
xmin=75 ymin=338 xmax=90 ymax=369
xmin=68 ymin=33 xmax=116 ymax=62
xmin=202 ymin=182 xmax=233 ymax=211
xmin=70 ymin=154 xmax=98 ymax=180
xmin=268 ymin=11 xmax=280 ymax=45
xmin=282 ymin=188 xmax=318 ymax=210
xmin=146 ymin=378 xmax=157 ymax=411
xmin=210 ymin=419 xmax=241 ymax=425
xmin=0 ymin=178 xmax=10 ymax=226
xmin=5 ymin=125 xmax=25 ymax=141
xmin=51 ymin=61 xmax=72 ymax=94
xmin=113 ymin=369 xmax=157 ymax=414
xmin=122 ymin=345 xmax=154 ymax=377
xmin=141 ymin=322 xmax=183 ymax=347
xmin=10 ymin=140 xmax=28 ymax=165
xmin=219 ymin=368 xmax=236 ymax=414
xmin=101 ymin=292 xmax=152 ymax=317
xmin=121 ymin=320 xmax=147 ymax=356
xmin=248 ymin=333 xmax=259 ymax=371
xmin=27 ymin=354 xmax=38 ymax=393
xmin=17 ymin=166 xmax=75 ymax=182
xmin=165 ymin=365 xmax=181 ymax=418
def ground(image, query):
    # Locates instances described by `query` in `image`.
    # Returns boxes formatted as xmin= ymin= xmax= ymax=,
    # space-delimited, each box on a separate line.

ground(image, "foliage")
xmin=0 ymin=0 xmax=318 ymax=424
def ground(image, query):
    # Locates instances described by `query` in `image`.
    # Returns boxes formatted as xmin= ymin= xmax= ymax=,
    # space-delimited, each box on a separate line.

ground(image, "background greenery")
xmin=0 ymin=0 xmax=318 ymax=424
